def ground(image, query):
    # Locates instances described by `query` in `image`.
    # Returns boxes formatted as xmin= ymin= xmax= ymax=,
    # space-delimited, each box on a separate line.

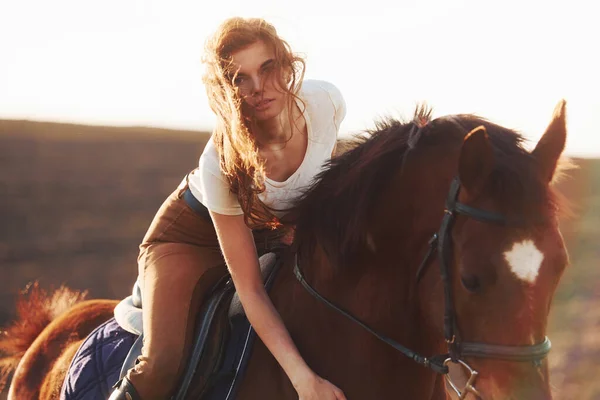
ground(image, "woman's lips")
xmin=255 ymin=99 xmax=274 ymax=111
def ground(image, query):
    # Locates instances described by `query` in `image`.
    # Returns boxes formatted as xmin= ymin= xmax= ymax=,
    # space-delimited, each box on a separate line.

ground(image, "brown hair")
xmin=202 ymin=17 xmax=306 ymax=229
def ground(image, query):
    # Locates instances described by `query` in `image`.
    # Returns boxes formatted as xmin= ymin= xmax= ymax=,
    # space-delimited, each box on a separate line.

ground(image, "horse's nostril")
xmin=461 ymin=274 xmax=481 ymax=293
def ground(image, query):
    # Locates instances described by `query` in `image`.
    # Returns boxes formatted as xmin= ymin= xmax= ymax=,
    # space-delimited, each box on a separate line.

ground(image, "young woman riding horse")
xmin=0 ymin=20 xmax=571 ymax=400
xmin=108 ymin=17 xmax=347 ymax=400
xmin=2 ymin=104 xmax=570 ymax=400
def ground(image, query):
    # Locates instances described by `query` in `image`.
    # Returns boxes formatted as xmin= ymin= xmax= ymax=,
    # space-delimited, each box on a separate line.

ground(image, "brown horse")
xmin=1 ymin=102 xmax=571 ymax=399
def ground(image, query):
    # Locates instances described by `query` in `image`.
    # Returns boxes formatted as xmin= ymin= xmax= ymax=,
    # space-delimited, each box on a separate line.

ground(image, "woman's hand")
xmin=295 ymin=372 xmax=347 ymax=400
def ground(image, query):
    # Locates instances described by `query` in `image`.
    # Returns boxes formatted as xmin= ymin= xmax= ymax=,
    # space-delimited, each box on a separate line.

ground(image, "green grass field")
xmin=0 ymin=119 xmax=598 ymax=399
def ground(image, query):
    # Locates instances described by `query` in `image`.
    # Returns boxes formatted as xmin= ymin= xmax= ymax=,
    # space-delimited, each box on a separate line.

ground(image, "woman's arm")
xmin=209 ymin=211 xmax=345 ymax=399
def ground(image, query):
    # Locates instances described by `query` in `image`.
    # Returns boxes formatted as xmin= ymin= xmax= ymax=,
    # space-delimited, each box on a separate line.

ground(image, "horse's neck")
xmin=328 ymin=147 xmax=459 ymax=344
xmin=373 ymin=147 xmax=459 ymax=267
xmin=266 ymin=253 xmax=442 ymax=398
xmin=283 ymin=148 xmax=456 ymax=337
xmin=255 ymin=150 xmax=457 ymax=397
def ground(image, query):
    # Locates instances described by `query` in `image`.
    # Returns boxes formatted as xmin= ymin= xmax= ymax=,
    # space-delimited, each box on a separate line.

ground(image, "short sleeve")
xmin=327 ymin=83 xmax=347 ymax=131
xmin=187 ymin=142 xmax=244 ymax=215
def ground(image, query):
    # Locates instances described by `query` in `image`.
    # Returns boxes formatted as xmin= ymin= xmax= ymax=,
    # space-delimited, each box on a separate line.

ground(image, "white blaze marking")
xmin=503 ymin=240 xmax=544 ymax=284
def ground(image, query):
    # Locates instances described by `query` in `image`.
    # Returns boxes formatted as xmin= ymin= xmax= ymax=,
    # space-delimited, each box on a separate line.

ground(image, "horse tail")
xmin=0 ymin=281 xmax=87 ymax=391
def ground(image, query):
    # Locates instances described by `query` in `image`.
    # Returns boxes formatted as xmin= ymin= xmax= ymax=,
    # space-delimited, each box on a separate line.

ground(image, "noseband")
xmin=293 ymin=176 xmax=551 ymax=398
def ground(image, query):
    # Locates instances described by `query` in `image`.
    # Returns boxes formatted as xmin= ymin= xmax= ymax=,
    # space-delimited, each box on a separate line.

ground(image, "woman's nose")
xmin=250 ymin=75 xmax=263 ymax=95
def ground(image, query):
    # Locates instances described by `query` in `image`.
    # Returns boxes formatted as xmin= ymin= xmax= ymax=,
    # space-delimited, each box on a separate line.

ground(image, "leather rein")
xmin=293 ymin=176 xmax=551 ymax=396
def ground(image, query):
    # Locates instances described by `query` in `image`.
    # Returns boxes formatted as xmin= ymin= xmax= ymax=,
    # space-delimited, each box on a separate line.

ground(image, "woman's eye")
xmin=233 ymin=76 xmax=246 ymax=86
xmin=261 ymin=65 xmax=275 ymax=75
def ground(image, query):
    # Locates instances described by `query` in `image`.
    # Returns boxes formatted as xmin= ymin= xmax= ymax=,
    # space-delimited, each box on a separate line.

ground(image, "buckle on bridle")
xmin=444 ymin=358 xmax=482 ymax=399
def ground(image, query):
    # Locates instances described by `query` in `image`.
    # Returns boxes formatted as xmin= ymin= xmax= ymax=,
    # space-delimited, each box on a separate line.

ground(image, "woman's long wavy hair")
xmin=202 ymin=17 xmax=306 ymax=229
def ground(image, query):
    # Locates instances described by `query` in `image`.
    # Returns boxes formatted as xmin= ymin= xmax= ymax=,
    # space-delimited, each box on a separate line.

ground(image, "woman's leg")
xmin=112 ymin=180 xmax=291 ymax=399
xmin=126 ymin=242 xmax=226 ymax=400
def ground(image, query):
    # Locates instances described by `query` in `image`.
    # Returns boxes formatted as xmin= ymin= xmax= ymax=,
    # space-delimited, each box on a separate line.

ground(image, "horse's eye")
xmin=461 ymin=273 xmax=481 ymax=293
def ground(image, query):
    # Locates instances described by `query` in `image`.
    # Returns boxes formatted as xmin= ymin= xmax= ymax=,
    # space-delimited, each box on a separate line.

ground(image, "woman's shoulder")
xmin=300 ymin=79 xmax=344 ymax=104
xmin=300 ymin=79 xmax=346 ymax=128
xmin=198 ymin=137 xmax=222 ymax=174
xmin=200 ymin=137 xmax=218 ymax=158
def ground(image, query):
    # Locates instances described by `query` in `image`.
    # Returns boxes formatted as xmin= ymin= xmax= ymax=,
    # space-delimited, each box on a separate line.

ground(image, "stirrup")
xmin=108 ymin=377 xmax=142 ymax=400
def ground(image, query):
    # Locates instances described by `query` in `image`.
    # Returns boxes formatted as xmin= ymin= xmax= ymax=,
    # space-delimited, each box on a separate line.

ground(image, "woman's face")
xmin=229 ymin=40 xmax=289 ymax=122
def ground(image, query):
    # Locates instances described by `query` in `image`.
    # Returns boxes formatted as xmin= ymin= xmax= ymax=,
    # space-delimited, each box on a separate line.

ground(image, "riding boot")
xmin=108 ymin=377 xmax=142 ymax=400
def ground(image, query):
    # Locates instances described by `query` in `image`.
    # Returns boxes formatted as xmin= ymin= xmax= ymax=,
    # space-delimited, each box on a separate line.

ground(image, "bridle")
xmin=293 ymin=176 xmax=552 ymax=399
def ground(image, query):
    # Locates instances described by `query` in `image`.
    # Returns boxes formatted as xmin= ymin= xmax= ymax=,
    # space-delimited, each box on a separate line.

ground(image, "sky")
xmin=1 ymin=0 xmax=599 ymax=156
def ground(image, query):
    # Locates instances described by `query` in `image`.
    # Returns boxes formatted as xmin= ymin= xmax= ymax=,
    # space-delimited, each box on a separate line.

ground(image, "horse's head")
xmin=290 ymin=101 xmax=570 ymax=400
xmin=420 ymin=101 xmax=570 ymax=399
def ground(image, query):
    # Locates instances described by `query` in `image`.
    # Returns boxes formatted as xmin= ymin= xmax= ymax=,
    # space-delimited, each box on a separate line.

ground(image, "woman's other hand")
xmin=295 ymin=371 xmax=347 ymax=400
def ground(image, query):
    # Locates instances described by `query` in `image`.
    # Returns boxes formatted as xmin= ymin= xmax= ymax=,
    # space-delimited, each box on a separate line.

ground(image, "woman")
xmin=110 ymin=17 xmax=347 ymax=400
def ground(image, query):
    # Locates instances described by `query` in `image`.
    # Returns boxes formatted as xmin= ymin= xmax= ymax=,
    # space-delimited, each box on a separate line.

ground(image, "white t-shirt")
xmin=188 ymin=79 xmax=346 ymax=217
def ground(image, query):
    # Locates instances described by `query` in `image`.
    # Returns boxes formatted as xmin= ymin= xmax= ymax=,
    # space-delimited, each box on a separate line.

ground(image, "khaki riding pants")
xmin=126 ymin=182 xmax=285 ymax=399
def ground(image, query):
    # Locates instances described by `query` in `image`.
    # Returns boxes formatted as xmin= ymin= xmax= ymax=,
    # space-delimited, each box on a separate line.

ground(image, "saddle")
xmin=113 ymin=251 xmax=284 ymax=399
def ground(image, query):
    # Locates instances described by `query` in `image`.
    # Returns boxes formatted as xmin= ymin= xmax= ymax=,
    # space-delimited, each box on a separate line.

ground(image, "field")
xmin=0 ymin=120 xmax=598 ymax=399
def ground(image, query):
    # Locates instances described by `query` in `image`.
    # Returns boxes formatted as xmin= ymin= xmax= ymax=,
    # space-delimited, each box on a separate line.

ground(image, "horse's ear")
xmin=458 ymin=125 xmax=494 ymax=196
xmin=531 ymin=100 xmax=567 ymax=183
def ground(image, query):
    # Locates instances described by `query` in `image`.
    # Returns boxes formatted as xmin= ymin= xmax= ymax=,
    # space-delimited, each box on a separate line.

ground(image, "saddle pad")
xmin=60 ymin=318 xmax=137 ymax=400
xmin=114 ymin=283 xmax=143 ymax=336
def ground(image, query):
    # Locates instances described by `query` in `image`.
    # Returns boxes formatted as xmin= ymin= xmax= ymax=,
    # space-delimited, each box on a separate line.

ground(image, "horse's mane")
xmin=287 ymin=106 xmax=430 ymax=267
xmin=289 ymin=105 xmax=568 ymax=269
